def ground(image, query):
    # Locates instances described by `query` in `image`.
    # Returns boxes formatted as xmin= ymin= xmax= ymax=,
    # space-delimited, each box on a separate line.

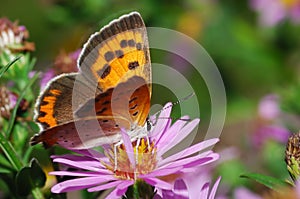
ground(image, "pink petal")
xmin=49 ymin=170 xmax=110 ymax=177
xmin=52 ymin=158 xmax=103 ymax=171
xmin=173 ymin=179 xmax=189 ymax=198
xmin=121 ymin=128 xmax=135 ymax=168
xmin=208 ymin=177 xmax=221 ymax=199
xmin=51 ymin=176 xmax=111 ymax=193
xmin=143 ymin=177 xmax=173 ymax=190
xmin=51 ymin=154 xmax=106 ymax=168
xmin=160 ymin=153 xmax=219 ymax=170
xmin=158 ymin=118 xmax=200 ymax=157
xmin=154 ymin=188 xmax=163 ymax=198
xmin=159 ymin=138 xmax=219 ymax=166
xmin=150 ymin=102 xmax=173 ymax=138
xmin=105 ymin=181 xmax=133 ymax=199
xmin=234 ymin=186 xmax=262 ymax=199
xmin=199 ymin=182 xmax=210 ymax=198
xmin=87 ymin=180 xmax=132 ymax=192
xmin=139 ymin=166 xmax=183 ymax=178
xmin=155 ymin=116 xmax=189 ymax=149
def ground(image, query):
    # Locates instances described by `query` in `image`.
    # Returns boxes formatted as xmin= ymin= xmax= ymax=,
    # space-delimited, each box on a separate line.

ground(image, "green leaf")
xmin=0 ymin=56 xmax=21 ymax=78
xmin=0 ymin=131 xmax=23 ymax=170
xmin=29 ymin=159 xmax=46 ymax=188
xmin=15 ymin=159 xmax=46 ymax=197
xmin=240 ymin=173 xmax=289 ymax=190
xmin=16 ymin=167 xmax=32 ymax=196
xmin=0 ymin=154 xmax=14 ymax=173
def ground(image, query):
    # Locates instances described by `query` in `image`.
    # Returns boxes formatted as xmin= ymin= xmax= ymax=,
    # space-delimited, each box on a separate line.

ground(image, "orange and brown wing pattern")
xmin=34 ymin=74 xmax=77 ymax=129
xmin=78 ymin=12 xmax=151 ymax=96
xmin=32 ymin=12 xmax=151 ymax=149
xmin=34 ymin=73 xmax=97 ymax=129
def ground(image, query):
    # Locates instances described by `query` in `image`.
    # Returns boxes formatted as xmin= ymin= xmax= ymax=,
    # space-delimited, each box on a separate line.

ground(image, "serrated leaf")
xmin=241 ymin=173 xmax=288 ymax=190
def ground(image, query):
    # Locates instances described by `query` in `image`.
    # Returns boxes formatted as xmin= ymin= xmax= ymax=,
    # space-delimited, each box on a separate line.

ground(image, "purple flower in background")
xmin=53 ymin=49 xmax=81 ymax=74
xmin=50 ymin=103 xmax=220 ymax=198
xmin=0 ymin=17 xmax=35 ymax=54
xmin=234 ymin=187 xmax=262 ymax=199
xmin=258 ymin=95 xmax=280 ymax=120
xmin=0 ymin=86 xmax=28 ymax=119
xmin=39 ymin=49 xmax=81 ymax=90
xmin=154 ymin=177 xmax=221 ymax=199
xmin=252 ymin=94 xmax=290 ymax=147
xmin=40 ymin=69 xmax=55 ymax=90
xmin=251 ymin=0 xmax=300 ymax=26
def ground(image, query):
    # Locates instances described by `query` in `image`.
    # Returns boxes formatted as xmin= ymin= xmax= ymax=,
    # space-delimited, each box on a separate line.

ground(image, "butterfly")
xmin=30 ymin=12 xmax=151 ymax=149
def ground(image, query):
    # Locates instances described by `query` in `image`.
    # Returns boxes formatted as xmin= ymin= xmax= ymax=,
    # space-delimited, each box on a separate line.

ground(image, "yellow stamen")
xmin=103 ymin=138 xmax=157 ymax=180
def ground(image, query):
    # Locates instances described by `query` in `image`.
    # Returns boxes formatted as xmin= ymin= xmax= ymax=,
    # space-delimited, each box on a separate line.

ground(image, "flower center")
xmin=103 ymin=138 xmax=157 ymax=180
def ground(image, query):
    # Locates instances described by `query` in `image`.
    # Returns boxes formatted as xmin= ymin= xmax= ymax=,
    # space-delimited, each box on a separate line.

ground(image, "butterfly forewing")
xmin=79 ymin=12 xmax=151 ymax=95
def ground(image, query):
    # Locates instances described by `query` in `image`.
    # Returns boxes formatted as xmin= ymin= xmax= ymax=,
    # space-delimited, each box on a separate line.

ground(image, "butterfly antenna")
xmin=148 ymin=92 xmax=195 ymax=126
xmin=153 ymin=92 xmax=195 ymax=116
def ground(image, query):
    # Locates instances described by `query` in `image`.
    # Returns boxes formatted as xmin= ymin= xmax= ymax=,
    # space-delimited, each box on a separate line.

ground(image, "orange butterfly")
xmin=31 ymin=12 xmax=151 ymax=149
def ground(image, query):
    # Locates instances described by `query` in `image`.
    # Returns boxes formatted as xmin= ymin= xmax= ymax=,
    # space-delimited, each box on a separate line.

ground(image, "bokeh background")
xmin=1 ymin=0 xmax=300 ymax=198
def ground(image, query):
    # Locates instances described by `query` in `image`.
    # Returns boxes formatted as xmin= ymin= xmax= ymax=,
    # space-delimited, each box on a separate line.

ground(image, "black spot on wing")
xmin=129 ymin=96 xmax=137 ymax=103
xmin=136 ymin=43 xmax=142 ymax=50
xmin=128 ymin=61 xmax=139 ymax=70
xmin=120 ymin=40 xmax=128 ymax=48
xmin=97 ymin=64 xmax=111 ymax=79
xmin=97 ymin=107 xmax=108 ymax=114
xmin=115 ymin=50 xmax=124 ymax=58
xmin=132 ymin=111 xmax=139 ymax=116
xmin=128 ymin=39 xmax=135 ymax=47
xmin=104 ymin=51 xmax=115 ymax=62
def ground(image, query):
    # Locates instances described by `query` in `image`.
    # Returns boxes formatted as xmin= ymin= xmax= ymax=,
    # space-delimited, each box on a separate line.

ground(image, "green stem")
xmin=31 ymin=187 xmax=45 ymax=199
xmin=133 ymin=183 xmax=140 ymax=199
xmin=6 ymin=72 xmax=40 ymax=137
xmin=0 ymin=72 xmax=44 ymax=198
xmin=0 ymin=131 xmax=23 ymax=170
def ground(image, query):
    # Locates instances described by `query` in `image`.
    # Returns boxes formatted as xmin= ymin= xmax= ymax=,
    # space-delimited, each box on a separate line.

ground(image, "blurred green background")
xmin=2 ymin=0 xmax=300 ymax=197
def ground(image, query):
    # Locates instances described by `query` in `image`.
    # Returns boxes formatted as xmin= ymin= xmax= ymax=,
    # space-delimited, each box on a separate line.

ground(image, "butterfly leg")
xmin=114 ymin=140 xmax=123 ymax=171
xmin=135 ymin=137 xmax=141 ymax=164
xmin=146 ymin=136 xmax=150 ymax=151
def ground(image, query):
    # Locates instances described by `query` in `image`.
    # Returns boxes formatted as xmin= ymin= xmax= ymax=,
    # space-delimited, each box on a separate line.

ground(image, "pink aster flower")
xmin=233 ymin=187 xmax=262 ymax=199
xmin=154 ymin=177 xmax=221 ymax=199
xmin=251 ymin=0 xmax=300 ymax=26
xmin=49 ymin=103 xmax=220 ymax=198
xmin=252 ymin=94 xmax=290 ymax=147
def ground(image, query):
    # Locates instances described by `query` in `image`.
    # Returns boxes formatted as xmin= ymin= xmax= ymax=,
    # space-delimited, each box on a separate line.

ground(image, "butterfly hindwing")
xmin=31 ymin=116 xmax=131 ymax=149
xmin=35 ymin=73 xmax=100 ymax=130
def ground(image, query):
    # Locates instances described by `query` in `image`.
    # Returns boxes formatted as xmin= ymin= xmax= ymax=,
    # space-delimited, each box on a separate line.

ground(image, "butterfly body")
xmin=31 ymin=12 xmax=151 ymax=149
